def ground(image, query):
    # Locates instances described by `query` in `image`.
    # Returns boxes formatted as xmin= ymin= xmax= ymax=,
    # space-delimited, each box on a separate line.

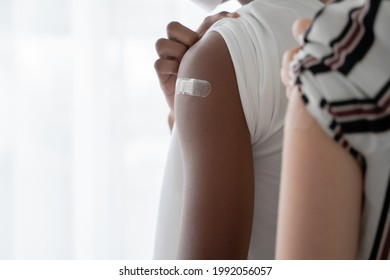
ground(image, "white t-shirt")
xmin=154 ymin=0 xmax=323 ymax=259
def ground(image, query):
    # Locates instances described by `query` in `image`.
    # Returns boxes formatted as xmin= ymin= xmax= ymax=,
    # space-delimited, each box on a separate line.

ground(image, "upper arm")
xmin=276 ymin=89 xmax=363 ymax=259
xmin=175 ymin=31 xmax=254 ymax=259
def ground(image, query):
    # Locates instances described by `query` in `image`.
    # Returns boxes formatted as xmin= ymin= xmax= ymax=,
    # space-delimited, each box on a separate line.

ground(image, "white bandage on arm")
xmin=175 ymin=78 xmax=212 ymax=98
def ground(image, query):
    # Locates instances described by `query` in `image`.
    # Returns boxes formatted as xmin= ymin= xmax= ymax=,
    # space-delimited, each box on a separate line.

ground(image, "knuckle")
xmin=166 ymin=21 xmax=180 ymax=34
xmin=202 ymin=12 xmax=226 ymax=28
xmin=204 ymin=16 xmax=212 ymax=23
xmin=217 ymin=11 xmax=229 ymax=18
xmin=187 ymin=34 xmax=199 ymax=46
xmin=154 ymin=59 xmax=163 ymax=71
xmin=155 ymin=38 xmax=166 ymax=51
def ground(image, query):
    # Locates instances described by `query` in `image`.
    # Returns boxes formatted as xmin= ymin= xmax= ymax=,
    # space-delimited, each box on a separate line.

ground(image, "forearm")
xmin=177 ymin=158 xmax=254 ymax=259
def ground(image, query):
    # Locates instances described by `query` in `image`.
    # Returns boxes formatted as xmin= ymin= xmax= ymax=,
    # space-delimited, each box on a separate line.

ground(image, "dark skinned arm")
xmin=175 ymin=31 xmax=254 ymax=259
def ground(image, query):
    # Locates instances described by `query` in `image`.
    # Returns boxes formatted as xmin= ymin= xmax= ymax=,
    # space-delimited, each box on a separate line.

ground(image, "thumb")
xmin=196 ymin=11 xmax=239 ymax=37
xmin=292 ymin=18 xmax=312 ymax=45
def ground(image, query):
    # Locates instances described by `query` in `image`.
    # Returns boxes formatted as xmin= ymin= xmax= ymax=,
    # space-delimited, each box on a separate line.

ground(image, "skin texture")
xmin=276 ymin=18 xmax=363 ymax=259
xmin=175 ymin=31 xmax=254 ymax=259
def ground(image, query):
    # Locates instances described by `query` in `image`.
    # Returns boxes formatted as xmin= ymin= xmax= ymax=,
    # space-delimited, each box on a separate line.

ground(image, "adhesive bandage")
xmin=175 ymin=78 xmax=212 ymax=98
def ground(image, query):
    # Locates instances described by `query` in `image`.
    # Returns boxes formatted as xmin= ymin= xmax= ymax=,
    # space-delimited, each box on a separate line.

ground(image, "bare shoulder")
xmin=175 ymin=31 xmax=249 ymax=146
xmin=177 ymin=31 xmax=234 ymax=81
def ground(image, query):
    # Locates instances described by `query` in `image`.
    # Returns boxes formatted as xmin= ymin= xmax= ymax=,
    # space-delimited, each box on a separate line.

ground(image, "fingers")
xmin=155 ymin=22 xmax=196 ymax=91
xmin=196 ymin=11 xmax=239 ymax=37
xmin=281 ymin=46 xmax=300 ymax=87
xmin=292 ymin=18 xmax=312 ymax=44
xmin=280 ymin=18 xmax=312 ymax=100
xmin=162 ymin=75 xmax=176 ymax=111
xmin=155 ymin=38 xmax=188 ymax=60
xmin=154 ymin=58 xmax=180 ymax=83
xmin=286 ymin=85 xmax=300 ymax=100
xmin=166 ymin=21 xmax=200 ymax=47
xmin=154 ymin=58 xmax=177 ymax=110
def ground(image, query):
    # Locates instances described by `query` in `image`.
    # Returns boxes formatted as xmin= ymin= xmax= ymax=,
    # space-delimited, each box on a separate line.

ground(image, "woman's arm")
xmin=276 ymin=89 xmax=363 ymax=259
xmin=175 ymin=31 xmax=254 ymax=259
